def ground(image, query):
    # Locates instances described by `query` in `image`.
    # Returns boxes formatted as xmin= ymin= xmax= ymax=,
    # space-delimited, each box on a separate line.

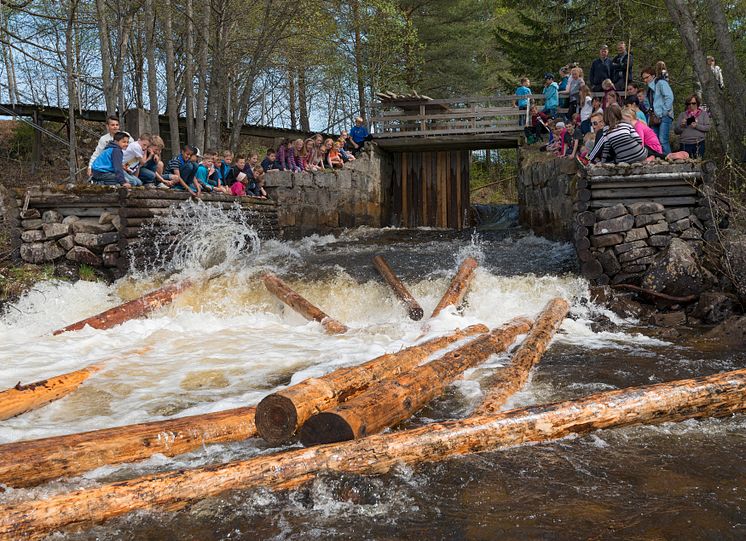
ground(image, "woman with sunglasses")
xmin=674 ymin=94 xmax=711 ymax=159
xmin=641 ymin=66 xmax=674 ymax=154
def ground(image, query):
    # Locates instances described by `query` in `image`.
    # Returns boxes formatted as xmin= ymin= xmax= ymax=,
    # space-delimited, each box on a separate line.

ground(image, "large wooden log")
xmin=262 ymin=272 xmax=348 ymax=334
xmin=256 ymin=324 xmax=488 ymax=445
xmin=2 ymin=369 xmax=744 ymax=539
xmin=52 ymin=280 xmax=192 ymax=335
xmin=299 ymin=318 xmax=532 ymax=446
xmin=0 ymin=406 xmax=256 ymax=489
xmin=372 ymin=255 xmax=424 ymax=320
xmin=0 ymin=365 xmax=101 ymax=421
xmin=430 ymin=257 xmax=478 ymax=318
xmin=474 ymin=298 xmax=569 ymax=416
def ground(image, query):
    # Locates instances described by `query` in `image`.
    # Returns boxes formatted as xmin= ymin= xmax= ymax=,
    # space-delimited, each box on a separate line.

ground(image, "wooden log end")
xmin=322 ymin=318 xmax=349 ymax=335
xmin=299 ymin=412 xmax=355 ymax=447
xmin=255 ymin=394 xmax=299 ymax=445
xmin=407 ymin=305 xmax=424 ymax=321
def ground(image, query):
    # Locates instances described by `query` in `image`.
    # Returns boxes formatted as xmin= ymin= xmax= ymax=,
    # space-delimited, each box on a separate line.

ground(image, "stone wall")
xmin=263 ymin=144 xmax=393 ymax=236
xmin=516 ymin=152 xmax=578 ymax=241
xmin=12 ymin=188 xmax=279 ymax=277
xmin=573 ymin=161 xmax=719 ymax=286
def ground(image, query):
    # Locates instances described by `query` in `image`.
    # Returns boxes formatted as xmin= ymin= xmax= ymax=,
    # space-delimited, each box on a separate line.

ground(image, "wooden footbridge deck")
xmin=371 ymin=93 xmax=546 ymax=151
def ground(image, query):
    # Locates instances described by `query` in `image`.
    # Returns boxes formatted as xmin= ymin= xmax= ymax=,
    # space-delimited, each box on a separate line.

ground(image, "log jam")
xmin=2 ymin=369 xmax=744 ymax=539
xmin=474 ymin=298 xmax=569 ymax=416
xmin=299 ymin=317 xmax=532 ymax=446
xmin=262 ymin=272 xmax=348 ymax=334
xmin=0 ymin=364 xmax=101 ymax=421
xmin=0 ymin=406 xmax=256 ymax=489
xmin=372 ymin=255 xmax=424 ymax=320
xmin=256 ymin=324 xmax=488 ymax=445
xmin=52 ymin=280 xmax=192 ymax=335
xmin=430 ymin=257 xmax=478 ymax=318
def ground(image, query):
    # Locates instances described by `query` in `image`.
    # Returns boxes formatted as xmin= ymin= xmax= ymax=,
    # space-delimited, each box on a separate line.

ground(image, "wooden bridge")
xmin=371 ymin=93 xmax=546 ymax=151
xmin=371 ymin=93 xmax=546 ymax=229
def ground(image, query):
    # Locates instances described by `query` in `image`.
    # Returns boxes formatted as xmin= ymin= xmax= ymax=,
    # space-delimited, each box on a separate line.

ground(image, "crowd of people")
xmin=87 ymin=116 xmax=372 ymax=196
xmin=518 ymin=42 xmax=721 ymax=165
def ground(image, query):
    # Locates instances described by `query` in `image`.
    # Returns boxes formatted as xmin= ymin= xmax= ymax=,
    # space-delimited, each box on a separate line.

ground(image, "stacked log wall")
xmin=573 ymin=161 xmax=719 ymax=285
xmin=12 ymin=187 xmax=280 ymax=278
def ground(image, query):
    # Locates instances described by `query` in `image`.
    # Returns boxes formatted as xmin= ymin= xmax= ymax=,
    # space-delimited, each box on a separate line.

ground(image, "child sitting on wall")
xmin=261 ymin=148 xmax=278 ymax=172
xmin=231 ymin=172 xmax=248 ymax=196
xmin=91 ymin=131 xmax=131 ymax=188
xmin=325 ymin=138 xmax=344 ymax=169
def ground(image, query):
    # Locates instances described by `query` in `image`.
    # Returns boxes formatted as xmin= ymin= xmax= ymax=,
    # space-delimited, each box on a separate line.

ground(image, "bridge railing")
xmin=370 ymin=94 xmax=546 ymax=139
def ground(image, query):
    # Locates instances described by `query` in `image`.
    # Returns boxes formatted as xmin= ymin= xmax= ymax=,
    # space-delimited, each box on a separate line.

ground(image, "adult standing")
xmin=707 ymin=56 xmax=724 ymax=89
xmin=590 ymin=45 xmax=613 ymax=92
xmin=611 ymin=41 xmax=633 ymax=91
xmin=641 ymin=66 xmax=674 ymax=155
xmin=542 ymin=73 xmax=559 ymax=117
xmin=674 ymin=94 xmax=711 ymax=158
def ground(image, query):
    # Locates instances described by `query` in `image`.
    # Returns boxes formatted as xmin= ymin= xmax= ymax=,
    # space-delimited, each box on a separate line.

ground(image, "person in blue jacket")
xmin=542 ymin=73 xmax=559 ymax=118
xmin=348 ymin=117 xmax=370 ymax=156
xmin=642 ymin=65 xmax=674 ymax=155
xmin=91 ymin=131 xmax=131 ymax=187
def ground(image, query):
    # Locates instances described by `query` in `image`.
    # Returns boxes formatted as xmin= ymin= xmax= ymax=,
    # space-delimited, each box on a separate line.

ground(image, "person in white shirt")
xmin=88 ymin=115 xmax=121 ymax=177
xmin=122 ymin=133 xmax=153 ymax=186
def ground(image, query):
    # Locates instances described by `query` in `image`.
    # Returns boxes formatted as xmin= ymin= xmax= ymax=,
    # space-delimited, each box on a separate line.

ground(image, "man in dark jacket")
xmin=589 ymin=45 xmax=612 ymax=91
xmin=611 ymin=41 xmax=633 ymax=91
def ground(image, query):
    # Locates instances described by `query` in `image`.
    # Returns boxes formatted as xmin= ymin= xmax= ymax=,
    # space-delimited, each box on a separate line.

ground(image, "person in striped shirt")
xmin=594 ymin=103 xmax=647 ymax=164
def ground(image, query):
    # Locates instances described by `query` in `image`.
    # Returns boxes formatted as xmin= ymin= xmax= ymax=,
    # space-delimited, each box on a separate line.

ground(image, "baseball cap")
xmin=555 ymin=122 xmax=566 ymax=129
xmin=544 ymin=73 xmax=554 ymax=80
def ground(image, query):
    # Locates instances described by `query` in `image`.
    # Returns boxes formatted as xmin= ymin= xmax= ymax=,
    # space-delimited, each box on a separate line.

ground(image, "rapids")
xmin=0 ymin=206 xmax=744 ymax=539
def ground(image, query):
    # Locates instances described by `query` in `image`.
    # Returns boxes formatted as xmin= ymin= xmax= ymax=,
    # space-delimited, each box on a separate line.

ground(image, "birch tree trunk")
xmin=298 ymin=69 xmax=310 ymax=132
xmin=184 ymin=0 xmax=196 ymax=144
xmin=206 ymin=0 xmax=229 ymax=150
xmin=163 ymin=0 xmax=180 ymax=155
xmin=144 ymin=0 xmax=159 ymax=134
xmin=705 ymin=0 xmax=746 ymax=110
xmin=351 ymin=0 xmax=366 ymax=117
xmin=193 ymin=3 xmax=211 ymax=150
xmin=94 ymin=0 xmax=116 ymax=115
xmin=65 ymin=0 xmax=79 ymax=182
xmin=288 ymin=69 xmax=297 ymax=130
xmin=663 ymin=0 xmax=746 ymax=159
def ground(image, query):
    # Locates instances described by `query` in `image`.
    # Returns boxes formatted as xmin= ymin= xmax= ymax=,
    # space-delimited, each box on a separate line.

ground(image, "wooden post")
xmin=473 ymin=298 xmax=569 ymax=416
xmin=31 ymin=110 xmax=42 ymax=175
xmin=299 ymin=318 xmax=532 ymax=446
xmin=431 ymin=257 xmax=478 ymax=318
xmin=262 ymin=272 xmax=348 ymax=335
xmin=256 ymin=324 xmax=488 ymax=445
xmin=372 ymin=255 xmax=424 ymax=320
xmin=0 ymin=365 xmax=101 ymax=421
xmin=0 ymin=406 xmax=256 ymax=489
xmin=3 ymin=369 xmax=745 ymax=538
xmin=52 ymin=280 xmax=193 ymax=335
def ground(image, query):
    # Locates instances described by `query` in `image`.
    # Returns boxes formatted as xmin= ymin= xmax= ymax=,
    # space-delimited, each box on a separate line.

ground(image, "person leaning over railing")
xmin=542 ymin=73 xmax=559 ymax=117
xmin=515 ymin=77 xmax=532 ymax=126
xmin=674 ymin=94 xmax=710 ymax=159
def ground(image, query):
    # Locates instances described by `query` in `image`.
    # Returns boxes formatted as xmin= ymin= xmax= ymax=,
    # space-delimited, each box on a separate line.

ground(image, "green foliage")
xmin=470 ymin=149 xmax=518 ymax=204
xmin=77 ymin=264 xmax=98 ymax=282
xmin=8 ymin=123 xmax=34 ymax=160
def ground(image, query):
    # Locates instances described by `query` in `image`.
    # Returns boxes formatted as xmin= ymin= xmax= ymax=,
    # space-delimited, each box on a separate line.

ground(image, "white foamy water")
xmin=0 ymin=219 xmax=669 ymax=493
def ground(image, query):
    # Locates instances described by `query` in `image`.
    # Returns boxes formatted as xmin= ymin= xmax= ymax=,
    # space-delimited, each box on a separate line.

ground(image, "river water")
xmin=0 ymin=206 xmax=744 ymax=540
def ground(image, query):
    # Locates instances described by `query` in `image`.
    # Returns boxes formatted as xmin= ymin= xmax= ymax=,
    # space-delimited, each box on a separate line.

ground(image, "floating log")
xmin=52 ymin=280 xmax=193 ymax=335
xmin=299 ymin=317 xmax=532 ymax=446
xmin=0 ymin=406 xmax=256 ymax=489
xmin=372 ymin=255 xmax=424 ymax=320
xmin=3 ymin=369 xmax=744 ymax=539
xmin=474 ymin=298 xmax=569 ymax=416
xmin=430 ymin=257 xmax=478 ymax=318
xmin=0 ymin=364 xmax=101 ymax=421
xmin=256 ymin=324 xmax=488 ymax=445
xmin=262 ymin=272 xmax=348 ymax=334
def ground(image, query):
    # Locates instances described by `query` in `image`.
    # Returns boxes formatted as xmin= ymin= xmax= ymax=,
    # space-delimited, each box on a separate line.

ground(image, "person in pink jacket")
xmin=622 ymin=106 xmax=663 ymax=158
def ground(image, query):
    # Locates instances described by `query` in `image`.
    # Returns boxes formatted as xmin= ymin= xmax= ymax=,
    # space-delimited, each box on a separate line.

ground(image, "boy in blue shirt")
xmin=515 ymin=77 xmax=531 ymax=126
xmin=349 ymin=117 xmax=370 ymax=156
xmin=91 ymin=131 xmax=131 ymax=187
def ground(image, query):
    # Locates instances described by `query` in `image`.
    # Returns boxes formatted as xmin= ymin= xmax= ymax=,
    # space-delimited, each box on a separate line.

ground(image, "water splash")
xmin=129 ymin=199 xmax=261 ymax=277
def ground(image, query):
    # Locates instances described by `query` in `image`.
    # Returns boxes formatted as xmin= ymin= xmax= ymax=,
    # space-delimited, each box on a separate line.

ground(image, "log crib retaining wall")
xmin=11 ymin=188 xmax=279 ymax=277
xmin=517 ymin=153 xmax=718 ymax=286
